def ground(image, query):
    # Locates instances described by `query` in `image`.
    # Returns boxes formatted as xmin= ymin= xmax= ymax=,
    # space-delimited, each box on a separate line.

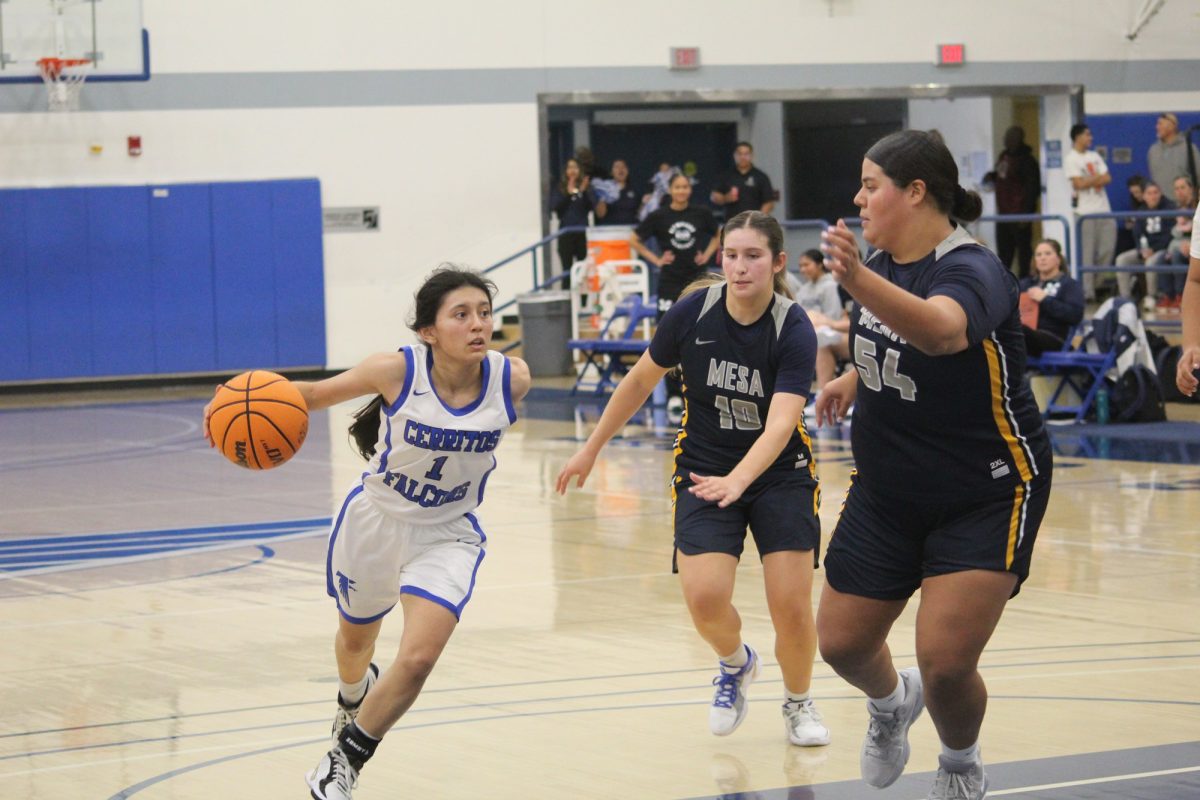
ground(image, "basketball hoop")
xmin=37 ymin=57 xmax=91 ymax=112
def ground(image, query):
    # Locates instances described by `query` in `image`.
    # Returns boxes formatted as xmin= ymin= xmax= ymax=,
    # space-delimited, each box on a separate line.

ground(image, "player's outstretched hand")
xmin=687 ymin=472 xmax=748 ymax=509
xmin=820 ymin=220 xmax=863 ymax=284
xmin=814 ymin=373 xmax=856 ymax=428
xmin=556 ymin=449 xmax=598 ymax=494
xmin=201 ymin=385 xmax=220 ymax=447
xmin=1177 ymin=346 xmax=1200 ymax=397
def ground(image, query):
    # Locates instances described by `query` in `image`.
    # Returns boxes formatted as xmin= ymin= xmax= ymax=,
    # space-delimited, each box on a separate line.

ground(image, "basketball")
xmin=207 ymin=370 xmax=308 ymax=470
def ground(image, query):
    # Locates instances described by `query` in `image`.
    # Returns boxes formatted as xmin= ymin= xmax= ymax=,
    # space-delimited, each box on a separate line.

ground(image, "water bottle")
xmin=1095 ymin=386 xmax=1110 ymax=425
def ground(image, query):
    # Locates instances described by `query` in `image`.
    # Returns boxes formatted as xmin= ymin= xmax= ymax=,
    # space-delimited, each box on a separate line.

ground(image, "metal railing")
xmin=1074 ymin=208 xmax=1193 ymax=278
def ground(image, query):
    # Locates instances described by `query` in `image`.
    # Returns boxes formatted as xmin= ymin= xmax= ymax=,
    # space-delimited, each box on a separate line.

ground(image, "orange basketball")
xmin=208 ymin=370 xmax=308 ymax=470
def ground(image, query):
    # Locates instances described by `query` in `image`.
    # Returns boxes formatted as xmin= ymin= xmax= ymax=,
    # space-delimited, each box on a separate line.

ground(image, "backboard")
xmin=0 ymin=0 xmax=148 ymax=83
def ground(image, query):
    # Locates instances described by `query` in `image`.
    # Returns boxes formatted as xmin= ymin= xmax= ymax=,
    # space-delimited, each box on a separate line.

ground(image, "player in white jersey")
xmin=204 ymin=266 xmax=530 ymax=800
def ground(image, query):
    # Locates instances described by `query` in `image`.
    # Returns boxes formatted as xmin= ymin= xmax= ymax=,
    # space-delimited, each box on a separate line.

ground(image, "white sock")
xmin=941 ymin=742 xmax=981 ymax=771
xmin=339 ymin=672 xmax=371 ymax=706
xmin=719 ymin=644 xmax=748 ymax=672
xmin=867 ymin=672 xmax=906 ymax=714
xmin=785 ymin=690 xmax=811 ymax=705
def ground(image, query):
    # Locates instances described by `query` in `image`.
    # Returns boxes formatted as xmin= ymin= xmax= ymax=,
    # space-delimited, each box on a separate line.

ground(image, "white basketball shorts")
xmin=325 ymin=485 xmax=487 ymax=624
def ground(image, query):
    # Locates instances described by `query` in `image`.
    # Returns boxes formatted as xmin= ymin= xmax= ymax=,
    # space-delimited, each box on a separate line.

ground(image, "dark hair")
xmin=722 ymin=210 xmax=790 ymax=296
xmin=1127 ymin=174 xmax=1147 ymax=189
xmin=1069 ymin=123 xmax=1089 ymax=142
xmin=669 ymin=171 xmax=691 ymax=188
xmin=735 ymin=141 xmax=753 ymax=152
xmin=347 ymin=265 xmax=497 ymax=460
xmin=865 ymin=129 xmax=982 ymax=223
xmin=1035 ymin=239 xmax=1065 ymax=273
xmin=800 ymin=248 xmax=826 ymax=269
xmin=558 ymin=158 xmax=582 ymax=194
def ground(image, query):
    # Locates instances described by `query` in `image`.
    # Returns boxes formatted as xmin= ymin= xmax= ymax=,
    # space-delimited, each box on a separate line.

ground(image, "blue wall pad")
xmin=0 ymin=178 xmax=326 ymax=383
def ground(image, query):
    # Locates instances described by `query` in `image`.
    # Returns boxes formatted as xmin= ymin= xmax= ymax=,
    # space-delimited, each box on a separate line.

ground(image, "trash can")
xmin=517 ymin=290 xmax=574 ymax=377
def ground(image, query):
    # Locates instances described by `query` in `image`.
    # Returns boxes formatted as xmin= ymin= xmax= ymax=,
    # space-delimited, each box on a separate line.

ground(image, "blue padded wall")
xmin=272 ymin=180 xmax=326 ymax=368
xmin=0 ymin=178 xmax=325 ymax=383
xmin=26 ymin=189 xmax=92 ymax=379
xmin=149 ymin=184 xmax=218 ymax=374
xmin=0 ymin=190 xmax=31 ymax=381
xmin=89 ymin=186 xmax=156 ymax=377
xmin=1086 ymin=112 xmax=1200 ymax=211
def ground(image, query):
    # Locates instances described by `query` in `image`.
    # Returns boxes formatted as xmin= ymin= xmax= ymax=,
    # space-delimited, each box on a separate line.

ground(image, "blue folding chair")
xmin=1029 ymin=323 xmax=1119 ymax=423
xmin=568 ymin=295 xmax=657 ymax=395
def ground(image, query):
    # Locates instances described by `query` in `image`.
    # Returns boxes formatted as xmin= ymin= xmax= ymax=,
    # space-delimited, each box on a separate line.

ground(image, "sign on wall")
xmin=323 ymin=207 xmax=380 ymax=233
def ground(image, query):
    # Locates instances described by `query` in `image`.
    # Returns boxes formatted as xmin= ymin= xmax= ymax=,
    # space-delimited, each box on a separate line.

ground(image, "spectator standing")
xmin=984 ymin=126 xmax=1041 ymax=278
xmin=1113 ymin=182 xmax=1175 ymax=307
xmin=711 ymin=142 xmax=776 ymax=220
xmin=1064 ymin=123 xmax=1115 ymax=301
xmin=1019 ymin=239 xmax=1085 ymax=355
xmin=632 ymin=172 xmax=720 ymax=319
xmin=550 ymin=157 xmax=597 ymax=272
xmin=1147 ymin=113 xmax=1200 ymax=194
xmin=594 ymin=159 xmax=642 ymax=226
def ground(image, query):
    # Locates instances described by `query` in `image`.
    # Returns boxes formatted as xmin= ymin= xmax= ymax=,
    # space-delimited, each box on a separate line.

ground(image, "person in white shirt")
xmin=1064 ymin=124 xmax=1115 ymax=301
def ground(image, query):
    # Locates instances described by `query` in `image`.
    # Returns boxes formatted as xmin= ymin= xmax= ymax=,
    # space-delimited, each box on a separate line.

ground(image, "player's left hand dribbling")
xmin=1177 ymin=346 xmax=1200 ymax=397
xmin=201 ymin=385 xmax=219 ymax=448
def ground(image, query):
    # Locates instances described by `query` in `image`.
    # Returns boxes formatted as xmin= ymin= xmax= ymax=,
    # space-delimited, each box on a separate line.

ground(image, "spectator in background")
xmin=1147 ymin=113 xmax=1199 ymax=194
xmin=550 ymin=157 xmax=597 ymax=272
xmin=574 ymin=145 xmax=608 ymax=181
xmin=1115 ymin=175 xmax=1147 ymax=263
xmin=984 ymin=126 xmax=1041 ymax=278
xmin=1064 ymin=123 xmax=1115 ymax=302
xmin=1019 ymin=239 xmax=1084 ymax=355
xmin=711 ymin=142 xmax=776 ymax=220
xmin=632 ymin=171 xmax=719 ymax=419
xmin=594 ymin=159 xmax=642 ymax=227
xmin=1159 ymin=175 xmax=1197 ymax=313
xmin=1113 ymin=181 xmax=1175 ymax=307
xmin=790 ymin=249 xmax=849 ymax=391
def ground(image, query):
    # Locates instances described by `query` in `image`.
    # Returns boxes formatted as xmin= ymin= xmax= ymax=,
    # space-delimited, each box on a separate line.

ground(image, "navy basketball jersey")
xmin=649 ymin=283 xmax=818 ymax=485
xmin=849 ymin=227 xmax=1051 ymax=500
xmin=359 ymin=343 xmax=517 ymax=523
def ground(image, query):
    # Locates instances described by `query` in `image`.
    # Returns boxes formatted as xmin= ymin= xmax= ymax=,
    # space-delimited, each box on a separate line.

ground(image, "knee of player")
xmin=681 ymin=586 xmax=733 ymax=621
xmin=915 ymin=650 xmax=979 ymax=691
xmin=392 ymin=648 xmax=441 ymax=682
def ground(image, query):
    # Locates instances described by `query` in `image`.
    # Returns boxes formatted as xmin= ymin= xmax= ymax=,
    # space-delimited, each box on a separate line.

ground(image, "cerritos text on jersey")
xmin=402 ymin=419 xmax=503 ymax=452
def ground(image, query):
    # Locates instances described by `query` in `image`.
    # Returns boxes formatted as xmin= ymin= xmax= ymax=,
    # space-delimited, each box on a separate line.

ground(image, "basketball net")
xmin=37 ymin=57 xmax=90 ymax=112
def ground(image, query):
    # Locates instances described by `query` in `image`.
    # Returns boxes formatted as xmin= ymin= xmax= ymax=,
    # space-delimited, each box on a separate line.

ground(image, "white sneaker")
xmin=331 ymin=663 xmax=379 ymax=744
xmin=708 ymin=644 xmax=760 ymax=736
xmin=928 ymin=755 xmax=989 ymax=799
xmin=1143 ymin=295 xmax=1156 ymax=314
xmin=860 ymin=666 xmax=925 ymax=788
xmin=306 ymin=746 xmax=358 ymax=800
xmin=783 ymin=698 xmax=830 ymax=746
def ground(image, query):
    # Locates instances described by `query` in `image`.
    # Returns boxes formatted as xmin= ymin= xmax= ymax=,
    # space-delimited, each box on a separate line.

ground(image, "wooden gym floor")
xmin=2 ymin=383 xmax=1200 ymax=799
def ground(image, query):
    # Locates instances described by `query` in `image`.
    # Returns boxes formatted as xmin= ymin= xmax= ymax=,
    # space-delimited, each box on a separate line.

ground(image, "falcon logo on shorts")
xmin=336 ymin=571 xmax=357 ymax=607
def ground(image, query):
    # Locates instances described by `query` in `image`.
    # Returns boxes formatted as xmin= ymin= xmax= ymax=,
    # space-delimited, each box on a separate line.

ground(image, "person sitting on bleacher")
xmin=1018 ymin=239 xmax=1085 ymax=356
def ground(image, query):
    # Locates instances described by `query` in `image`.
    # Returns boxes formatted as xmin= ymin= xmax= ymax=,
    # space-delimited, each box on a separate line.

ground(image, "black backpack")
xmin=1107 ymin=364 xmax=1167 ymax=422
xmin=1155 ymin=344 xmax=1200 ymax=403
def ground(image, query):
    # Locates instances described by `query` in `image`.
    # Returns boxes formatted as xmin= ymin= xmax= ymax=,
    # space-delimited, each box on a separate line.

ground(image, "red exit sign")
xmin=937 ymin=43 xmax=966 ymax=66
xmin=670 ymin=47 xmax=701 ymax=71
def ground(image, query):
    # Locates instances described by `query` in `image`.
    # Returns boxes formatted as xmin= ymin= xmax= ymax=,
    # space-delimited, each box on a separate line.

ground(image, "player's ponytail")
xmin=348 ymin=396 xmax=384 ymax=460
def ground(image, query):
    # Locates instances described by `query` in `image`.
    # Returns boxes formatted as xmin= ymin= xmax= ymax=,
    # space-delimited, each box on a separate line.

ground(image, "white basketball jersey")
xmin=359 ymin=343 xmax=517 ymax=523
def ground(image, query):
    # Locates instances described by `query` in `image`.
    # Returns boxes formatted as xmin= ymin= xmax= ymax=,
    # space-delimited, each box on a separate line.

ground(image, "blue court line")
xmin=0 ymin=518 xmax=330 ymax=572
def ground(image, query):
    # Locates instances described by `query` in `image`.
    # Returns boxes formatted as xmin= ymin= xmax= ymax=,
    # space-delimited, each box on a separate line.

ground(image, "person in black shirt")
xmin=550 ymin=157 xmax=596 ymax=271
xmin=815 ymin=130 xmax=1053 ymax=800
xmin=596 ymin=159 xmax=642 ymax=226
xmin=1019 ymin=239 xmax=1084 ymax=355
xmin=711 ymin=142 xmax=776 ymax=220
xmin=558 ymin=210 xmax=830 ymax=749
xmin=632 ymin=172 xmax=719 ymax=317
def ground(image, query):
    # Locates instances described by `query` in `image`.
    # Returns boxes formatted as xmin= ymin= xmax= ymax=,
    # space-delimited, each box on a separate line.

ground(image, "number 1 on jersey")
xmin=424 ymin=455 xmax=448 ymax=481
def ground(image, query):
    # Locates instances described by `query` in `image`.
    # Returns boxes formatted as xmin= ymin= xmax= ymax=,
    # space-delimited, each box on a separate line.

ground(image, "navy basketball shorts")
xmin=824 ymin=471 xmax=1051 ymax=600
xmin=672 ymin=471 xmax=821 ymax=561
